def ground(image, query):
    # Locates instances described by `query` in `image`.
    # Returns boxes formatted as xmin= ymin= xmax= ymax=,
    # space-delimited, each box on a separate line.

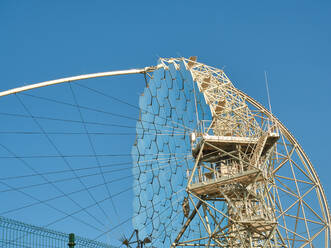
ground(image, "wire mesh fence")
xmin=0 ymin=216 xmax=114 ymax=248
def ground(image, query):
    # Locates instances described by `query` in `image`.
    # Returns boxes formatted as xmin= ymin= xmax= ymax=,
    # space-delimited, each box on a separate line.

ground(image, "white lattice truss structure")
xmin=159 ymin=57 xmax=330 ymax=247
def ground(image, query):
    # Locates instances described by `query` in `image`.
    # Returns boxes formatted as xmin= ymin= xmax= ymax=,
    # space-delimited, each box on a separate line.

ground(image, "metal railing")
xmin=0 ymin=216 xmax=114 ymax=248
xmin=196 ymin=119 xmax=280 ymax=138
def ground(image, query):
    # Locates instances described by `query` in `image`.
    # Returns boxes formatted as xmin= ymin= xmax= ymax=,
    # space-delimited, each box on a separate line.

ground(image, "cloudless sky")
xmin=0 ymin=0 xmax=330 ymax=243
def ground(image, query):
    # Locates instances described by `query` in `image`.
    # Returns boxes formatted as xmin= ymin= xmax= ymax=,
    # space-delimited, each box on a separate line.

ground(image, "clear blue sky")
xmin=0 ymin=0 xmax=330 ymax=245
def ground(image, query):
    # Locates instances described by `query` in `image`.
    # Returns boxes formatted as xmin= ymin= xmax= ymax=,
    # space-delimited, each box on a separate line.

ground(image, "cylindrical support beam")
xmin=0 ymin=66 xmax=158 ymax=98
xmin=171 ymin=200 xmax=202 ymax=247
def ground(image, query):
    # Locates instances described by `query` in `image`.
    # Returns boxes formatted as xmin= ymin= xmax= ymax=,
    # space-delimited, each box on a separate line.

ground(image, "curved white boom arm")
xmin=0 ymin=66 xmax=157 ymax=97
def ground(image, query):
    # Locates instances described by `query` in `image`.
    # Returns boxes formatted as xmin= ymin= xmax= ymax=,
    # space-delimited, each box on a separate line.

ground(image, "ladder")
xmin=250 ymin=131 xmax=269 ymax=167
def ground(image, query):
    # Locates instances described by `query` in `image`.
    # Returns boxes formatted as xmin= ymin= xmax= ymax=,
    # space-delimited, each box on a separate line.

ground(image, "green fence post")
xmin=68 ymin=233 xmax=75 ymax=247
